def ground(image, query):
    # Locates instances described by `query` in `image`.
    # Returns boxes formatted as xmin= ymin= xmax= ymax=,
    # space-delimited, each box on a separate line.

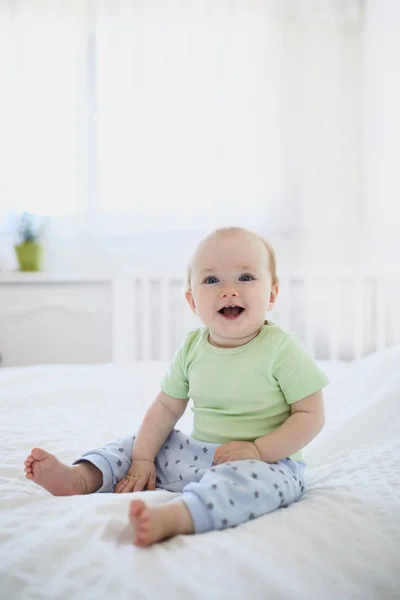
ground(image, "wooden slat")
xmin=303 ymin=276 xmax=315 ymax=359
xmin=353 ymin=276 xmax=364 ymax=360
xmin=112 ymin=271 xmax=136 ymax=364
xmin=139 ymin=277 xmax=151 ymax=361
xmin=160 ymin=277 xmax=171 ymax=360
xmin=376 ymin=276 xmax=386 ymax=353
xmin=329 ymin=275 xmax=340 ymax=362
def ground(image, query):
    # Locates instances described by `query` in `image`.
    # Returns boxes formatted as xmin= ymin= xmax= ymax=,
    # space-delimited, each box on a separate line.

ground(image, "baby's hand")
xmin=114 ymin=459 xmax=156 ymax=493
xmin=213 ymin=441 xmax=262 ymax=465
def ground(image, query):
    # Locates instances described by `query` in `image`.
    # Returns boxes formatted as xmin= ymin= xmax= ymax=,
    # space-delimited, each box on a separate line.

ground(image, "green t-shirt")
xmin=161 ymin=322 xmax=329 ymax=461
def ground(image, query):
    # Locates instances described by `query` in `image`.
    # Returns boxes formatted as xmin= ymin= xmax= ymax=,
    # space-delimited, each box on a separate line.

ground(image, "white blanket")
xmin=0 ymin=349 xmax=399 ymax=600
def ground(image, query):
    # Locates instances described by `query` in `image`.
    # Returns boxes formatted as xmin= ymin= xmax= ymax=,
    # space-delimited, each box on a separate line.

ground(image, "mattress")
xmin=0 ymin=349 xmax=399 ymax=600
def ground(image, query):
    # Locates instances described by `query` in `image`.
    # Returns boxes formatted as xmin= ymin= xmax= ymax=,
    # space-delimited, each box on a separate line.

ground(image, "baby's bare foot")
xmin=24 ymin=448 xmax=100 ymax=496
xmin=129 ymin=500 xmax=194 ymax=547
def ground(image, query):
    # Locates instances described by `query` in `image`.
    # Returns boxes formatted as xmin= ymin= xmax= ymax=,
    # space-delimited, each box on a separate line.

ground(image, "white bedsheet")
xmin=0 ymin=349 xmax=399 ymax=600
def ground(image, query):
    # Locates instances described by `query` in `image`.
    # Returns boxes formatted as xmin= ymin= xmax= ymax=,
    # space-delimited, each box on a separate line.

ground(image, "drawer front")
xmin=0 ymin=283 xmax=112 ymax=366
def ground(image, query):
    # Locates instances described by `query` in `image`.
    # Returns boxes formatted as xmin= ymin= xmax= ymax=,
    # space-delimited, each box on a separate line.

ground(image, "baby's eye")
xmin=238 ymin=274 xmax=255 ymax=282
xmin=203 ymin=276 xmax=219 ymax=285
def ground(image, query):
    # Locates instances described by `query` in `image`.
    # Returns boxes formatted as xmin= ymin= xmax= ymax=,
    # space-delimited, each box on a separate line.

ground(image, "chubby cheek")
xmin=192 ymin=290 xmax=216 ymax=319
xmin=251 ymin=291 xmax=270 ymax=314
xmin=201 ymin=302 xmax=218 ymax=322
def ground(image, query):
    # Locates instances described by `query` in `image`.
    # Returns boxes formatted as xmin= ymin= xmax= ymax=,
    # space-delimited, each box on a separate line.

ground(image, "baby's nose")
xmin=220 ymin=288 xmax=239 ymax=298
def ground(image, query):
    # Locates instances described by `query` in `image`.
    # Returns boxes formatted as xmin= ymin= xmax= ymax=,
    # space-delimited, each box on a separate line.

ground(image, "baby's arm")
xmin=114 ymin=391 xmax=187 ymax=493
xmin=253 ymin=390 xmax=325 ymax=463
xmin=132 ymin=391 xmax=188 ymax=462
xmin=213 ymin=391 xmax=324 ymax=466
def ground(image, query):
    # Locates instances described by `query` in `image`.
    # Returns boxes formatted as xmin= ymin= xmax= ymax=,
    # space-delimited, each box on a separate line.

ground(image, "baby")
xmin=24 ymin=227 xmax=328 ymax=546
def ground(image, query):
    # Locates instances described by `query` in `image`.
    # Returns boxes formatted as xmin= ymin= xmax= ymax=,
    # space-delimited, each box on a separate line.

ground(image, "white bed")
xmin=0 ymin=347 xmax=399 ymax=600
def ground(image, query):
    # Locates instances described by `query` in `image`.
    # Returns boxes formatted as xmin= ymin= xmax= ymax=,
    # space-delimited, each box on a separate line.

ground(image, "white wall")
xmin=364 ymin=0 xmax=400 ymax=268
xmin=2 ymin=2 xmax=398 ymax=276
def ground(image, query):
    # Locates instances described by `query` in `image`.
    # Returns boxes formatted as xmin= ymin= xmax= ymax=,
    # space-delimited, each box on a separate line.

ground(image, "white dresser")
xmin=0 ymin=273 xmax=113 ymax=367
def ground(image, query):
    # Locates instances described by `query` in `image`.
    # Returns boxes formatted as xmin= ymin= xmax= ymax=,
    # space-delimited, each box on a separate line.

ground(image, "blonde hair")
xmin=185 ymin=227 xmax=279 ymax=291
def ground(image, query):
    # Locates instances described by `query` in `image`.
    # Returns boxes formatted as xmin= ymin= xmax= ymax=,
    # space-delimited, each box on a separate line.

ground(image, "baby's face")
xmin=186 ymin=231 xmax=278 ymax=347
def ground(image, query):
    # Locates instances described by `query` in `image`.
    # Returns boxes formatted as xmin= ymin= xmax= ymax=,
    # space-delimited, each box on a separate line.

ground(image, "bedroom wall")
xmin=5 ymin=0 xmax=396 ymax=274
xmin=0 ymin=1 xmax=365 ymax=276
xmin=363 ymin=0 xmax=400 ymax=269
xmin=1 ymin=0 xmax=400 ymax=366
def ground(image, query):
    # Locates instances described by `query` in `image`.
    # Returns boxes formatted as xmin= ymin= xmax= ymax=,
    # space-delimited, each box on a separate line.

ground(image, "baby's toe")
xmin=30 ymin=448 xmax=48 ymax=460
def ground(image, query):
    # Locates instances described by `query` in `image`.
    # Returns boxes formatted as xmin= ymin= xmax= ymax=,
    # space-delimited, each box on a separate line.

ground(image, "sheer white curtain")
xmin=94 ymin=0 xmax=363 ymax=232
xmin=0 ymin=4 xmax=87 ymax=218
xmin=95 ymin=1 xmax=284 ymax=232
xmin=0 ymin=0 xmax=363 ymax=235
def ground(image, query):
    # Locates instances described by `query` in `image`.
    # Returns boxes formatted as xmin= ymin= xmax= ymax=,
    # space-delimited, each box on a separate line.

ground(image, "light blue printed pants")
xmin=77 ymin=429 xmax=306 ymax=533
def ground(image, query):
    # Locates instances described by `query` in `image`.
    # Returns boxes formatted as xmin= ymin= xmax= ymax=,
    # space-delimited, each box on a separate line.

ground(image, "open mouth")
xmin=218 ymin=305 xmax=245 ymax=320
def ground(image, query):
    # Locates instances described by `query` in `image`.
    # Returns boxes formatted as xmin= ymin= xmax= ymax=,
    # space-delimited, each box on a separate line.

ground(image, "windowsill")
xmin=0 ymin=271 xmax=112 ymax=283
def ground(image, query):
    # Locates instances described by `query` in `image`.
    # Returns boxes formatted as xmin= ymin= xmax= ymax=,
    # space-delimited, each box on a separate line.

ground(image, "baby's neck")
xmin=208 ymin=325 xmax=265 ymax=349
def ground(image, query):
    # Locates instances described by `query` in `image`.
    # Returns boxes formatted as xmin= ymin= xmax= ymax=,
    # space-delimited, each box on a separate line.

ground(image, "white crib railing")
xmin=112 ymin=268 xmax=400 ymax=364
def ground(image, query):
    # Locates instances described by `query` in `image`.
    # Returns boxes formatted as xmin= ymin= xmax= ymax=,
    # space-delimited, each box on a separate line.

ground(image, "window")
xmin=0 ymin=3 xmax=284 ymax=232
xmin=0 ymin=11 xmax=84 ymax=218
xmin=93 ymin=3 xmax=283 ymax=233
xmin=0 ymin=2 xmax=362 ymax=234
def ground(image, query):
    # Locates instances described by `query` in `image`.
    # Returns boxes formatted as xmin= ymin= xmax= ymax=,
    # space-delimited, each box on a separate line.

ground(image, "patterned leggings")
xmin=76 ymin=429 xmax=306 ymax=533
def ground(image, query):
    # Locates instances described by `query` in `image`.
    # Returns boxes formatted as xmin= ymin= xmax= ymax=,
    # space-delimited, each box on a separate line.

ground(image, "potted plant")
xmin=14 ymin=213 xmax=44 ymax=272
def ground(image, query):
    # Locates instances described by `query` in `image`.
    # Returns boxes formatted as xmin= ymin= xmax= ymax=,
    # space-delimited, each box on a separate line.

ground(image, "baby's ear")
xmin=185 ymin=289 xmax=197 ymax=313
xmin=268 ymin=284 xmax=279 ymax=310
